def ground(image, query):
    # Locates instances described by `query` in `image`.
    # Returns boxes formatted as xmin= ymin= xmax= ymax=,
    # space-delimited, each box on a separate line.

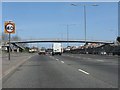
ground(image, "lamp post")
xmin=84 ymin=5 xmax=87 ymax=54
xmin=71 ymin=3 xmax=98 ymax=54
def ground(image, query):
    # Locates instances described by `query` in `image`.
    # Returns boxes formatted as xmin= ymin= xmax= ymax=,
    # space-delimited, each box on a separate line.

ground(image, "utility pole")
xmin=71 ymin=3 xmax=98 ymax=54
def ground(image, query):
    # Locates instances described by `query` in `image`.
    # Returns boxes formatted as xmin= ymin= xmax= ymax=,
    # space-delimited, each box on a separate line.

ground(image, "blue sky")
xmin=2 ymin=2 xmax=118 ymax=47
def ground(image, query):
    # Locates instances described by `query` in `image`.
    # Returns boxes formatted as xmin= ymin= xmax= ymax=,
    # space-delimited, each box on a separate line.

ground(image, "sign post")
xmin=4 ymin=21 xmax=15 ymax=60
xmin=8 ymin=33 xmax=11 ymax=60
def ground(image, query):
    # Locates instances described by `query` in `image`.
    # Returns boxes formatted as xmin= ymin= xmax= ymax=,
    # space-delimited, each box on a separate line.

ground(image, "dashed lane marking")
xmin=78 ymin=69 xmax=90 ymax=75
xmin=56 ymin=59 xmax=59 ymax=61
xmin=96 ymin=59 xmax=104 ymax=62
xmin=61 ymin=61 xmax=64 ymax=63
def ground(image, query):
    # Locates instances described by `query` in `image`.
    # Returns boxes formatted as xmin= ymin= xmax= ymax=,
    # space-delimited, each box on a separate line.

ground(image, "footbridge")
xmin=9 ymin=38 xmax=114 ymax=44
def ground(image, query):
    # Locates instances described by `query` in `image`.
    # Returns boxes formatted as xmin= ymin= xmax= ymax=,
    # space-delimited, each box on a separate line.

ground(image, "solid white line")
xmin=61 ymin=61 xmax=64 ymax=63
xmin=78 ymin=69 xmax=89 ymax=75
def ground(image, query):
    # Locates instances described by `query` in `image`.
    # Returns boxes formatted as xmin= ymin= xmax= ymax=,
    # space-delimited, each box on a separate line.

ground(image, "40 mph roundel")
xmin=5 ymin=22 xmax=15 ymax=34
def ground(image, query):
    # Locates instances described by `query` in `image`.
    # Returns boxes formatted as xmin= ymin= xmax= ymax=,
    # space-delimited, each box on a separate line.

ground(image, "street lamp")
xmin=71 ymin=3 xmax=98 ymax=54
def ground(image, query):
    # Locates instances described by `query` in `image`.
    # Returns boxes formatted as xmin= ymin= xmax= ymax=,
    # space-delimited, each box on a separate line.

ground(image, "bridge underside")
xmin=10 ymin=40 xmax=114 ymax=44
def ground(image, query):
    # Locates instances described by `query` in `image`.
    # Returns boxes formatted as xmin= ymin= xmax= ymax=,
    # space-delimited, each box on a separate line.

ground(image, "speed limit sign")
xmin=4 ymin=21 xmax=16 ymax=60
xmin=4 ymin=21 xmax=15 ymax=34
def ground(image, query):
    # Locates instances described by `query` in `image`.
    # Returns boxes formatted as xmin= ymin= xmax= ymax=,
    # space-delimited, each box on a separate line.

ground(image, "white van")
xmin=52 ymin=43 xmax=62 ymax=55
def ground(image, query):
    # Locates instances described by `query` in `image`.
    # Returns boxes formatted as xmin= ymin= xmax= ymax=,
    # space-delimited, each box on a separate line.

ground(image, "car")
xmin=100 ymin=51 xmax=107 ymax=55
xmin=38 ymin=49 xmax=46 ymax=55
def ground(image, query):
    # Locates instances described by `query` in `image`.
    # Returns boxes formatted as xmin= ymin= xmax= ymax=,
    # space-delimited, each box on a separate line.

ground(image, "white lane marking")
xmin=61 ymin=61 xmax=64 ymax=63
xmin=56 ymin=59 xmax=59 ymax=61
xmin=78 ymin=69 xmax=89 ymax=75
xmin=96 ymin=59 xmax=104 ymax=62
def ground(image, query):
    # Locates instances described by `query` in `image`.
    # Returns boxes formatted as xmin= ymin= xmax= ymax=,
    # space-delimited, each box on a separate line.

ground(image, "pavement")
xmin=1 ymin=52 xmax=35 ymax=80
xmin=2 ymin=53 xmax=119 ymax=88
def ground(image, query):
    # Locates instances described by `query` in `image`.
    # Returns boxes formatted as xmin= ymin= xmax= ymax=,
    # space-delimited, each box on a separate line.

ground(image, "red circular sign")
xmin=5 ymin=22 xmax=15 ymax=33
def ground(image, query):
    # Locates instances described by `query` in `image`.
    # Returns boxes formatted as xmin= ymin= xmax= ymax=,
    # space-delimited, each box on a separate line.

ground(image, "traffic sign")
xmin=4 ymin=21 xmax=16 ymax=60
xmin=4 ymin=21 xmax=15 ymax=34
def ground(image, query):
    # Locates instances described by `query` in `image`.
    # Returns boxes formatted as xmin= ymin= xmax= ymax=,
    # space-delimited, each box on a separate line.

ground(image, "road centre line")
xmin=78 ymin=69 xmax=90 ymax=75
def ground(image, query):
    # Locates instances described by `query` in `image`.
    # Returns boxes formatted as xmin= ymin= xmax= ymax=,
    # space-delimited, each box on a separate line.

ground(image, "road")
xmin=2 ymin=53 xmax=118 ymax=88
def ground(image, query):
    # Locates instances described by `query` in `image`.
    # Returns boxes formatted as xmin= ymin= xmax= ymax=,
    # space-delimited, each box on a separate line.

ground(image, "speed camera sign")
xmin=4 ymin=21 xmax=15 ymax=34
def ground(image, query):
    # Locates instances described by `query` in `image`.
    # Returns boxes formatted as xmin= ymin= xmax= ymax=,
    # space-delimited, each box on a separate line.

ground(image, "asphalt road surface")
xmin=3 ymin=53 xmax=118 ymax=88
